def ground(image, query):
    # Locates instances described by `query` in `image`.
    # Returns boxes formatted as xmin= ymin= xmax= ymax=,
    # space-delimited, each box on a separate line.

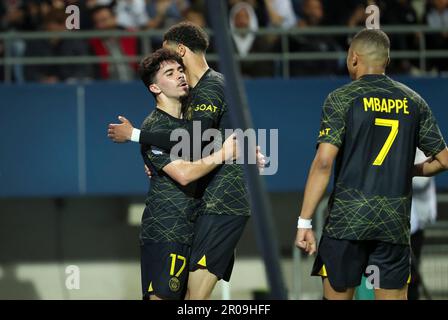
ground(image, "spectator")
xmin=230 ymin=1 xmax=258 ymax=57
xmin=86 ymin=0 xmax=115 ymax=8
xmin=229 ymin=1 xmax=278 ymax=77
xmin=89 ymin=5 xmax=138 ymax=81
xmin=145 ymin=0 xmax=188 ymax=29
xmin=298 ymin=0 xmax=323 ymax=27
xmin=24 ymin=8 xmax=93 ymax=83
xmin=184 ymin=7 xmax=207 ymax=27
xmin=425 ymin=0 xmax=448 ymax=72
xmin=1 ymin=0 xmax=27 ymax=82
xmin=321 ymin=0 xmax=366 ymax=25
xmin=381 ymin=0 xmax=419 ymax=74
xmin=1 ymin=0 xmax=90 ymax=30
xmin=291 ymin=0 xmax=343 ymax=76
xmin=1 ymin=0 xmax=26 ymax=30
xmin=21 ymin=1 xmax=44 ymax=30
xmin=264 ymin=0 xmax=298 ymax=28
xmin=115 ymin=0 xmax=149 ymax=29
xmin=142 ymin=0 xmax=189 ymax=50
xmin=228 ymin=0 xmax=272 ymax=27
xmin=381 ymin=0 xmax=418 ymax=25
xmin=185 ymin=0 xmax=207 ymax=26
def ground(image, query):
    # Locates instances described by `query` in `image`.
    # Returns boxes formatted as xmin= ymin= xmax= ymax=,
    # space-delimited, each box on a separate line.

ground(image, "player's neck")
xmin=185 ymin=54 xmax=209 ymax=88
xmin=156 ymin=97 xmax=182 ymax=119
xmin=355 ymin=66 xmax=386 ymax=80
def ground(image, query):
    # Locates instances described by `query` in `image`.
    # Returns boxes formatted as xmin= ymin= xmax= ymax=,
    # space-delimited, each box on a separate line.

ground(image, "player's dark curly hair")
xmin=139 ymin=48 xmax=185 ymax=97
xmin=164 ymin=22 xmax=209 ymax=53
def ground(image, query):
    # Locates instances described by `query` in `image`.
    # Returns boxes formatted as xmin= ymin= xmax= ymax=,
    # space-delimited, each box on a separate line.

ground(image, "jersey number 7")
xmin=373 ymin=118 xmax=399 ymax=166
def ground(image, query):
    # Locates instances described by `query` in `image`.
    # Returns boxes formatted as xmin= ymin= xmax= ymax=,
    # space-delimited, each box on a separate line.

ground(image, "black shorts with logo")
xmin=189 ymin=215 xmax=249 ymax=282
xmin=311 ymin=235 xmax=411 ymax=292
xmin=140 ymin=241 xmax=190 ymax=300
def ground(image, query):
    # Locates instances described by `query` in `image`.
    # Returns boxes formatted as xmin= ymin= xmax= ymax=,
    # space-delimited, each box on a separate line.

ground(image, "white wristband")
xmin=131 ymin=128 xmax=141 ymax=142
xmin=297 ymin=217 xmax=312 ymax=229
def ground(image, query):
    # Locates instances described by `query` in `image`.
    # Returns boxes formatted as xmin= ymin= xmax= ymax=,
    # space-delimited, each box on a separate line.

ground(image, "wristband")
xmin=131 ymin=128 xmax=141 ymax=142
xmin=297 ymin=217 xmax=312 ymax=229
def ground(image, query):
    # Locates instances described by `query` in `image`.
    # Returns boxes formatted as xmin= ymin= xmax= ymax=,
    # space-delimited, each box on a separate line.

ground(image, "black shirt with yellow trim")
xmin=139 ymin=108 xmax=201 ymax=246
xmin=318 ymin=74 xmax=446 ymax=245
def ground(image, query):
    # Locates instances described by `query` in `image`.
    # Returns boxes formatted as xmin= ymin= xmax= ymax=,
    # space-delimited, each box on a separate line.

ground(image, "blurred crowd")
xmin=0 ymin=0 xmax=447 ymax=83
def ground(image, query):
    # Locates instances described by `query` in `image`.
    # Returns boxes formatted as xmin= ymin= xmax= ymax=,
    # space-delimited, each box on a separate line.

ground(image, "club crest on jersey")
xmin=169 ymin=277 xmax=181 ymax=292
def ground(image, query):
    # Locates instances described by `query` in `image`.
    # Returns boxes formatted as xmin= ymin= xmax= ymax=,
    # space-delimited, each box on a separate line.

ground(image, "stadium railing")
xmin=1 ymin=25 xmax=448 ymax=82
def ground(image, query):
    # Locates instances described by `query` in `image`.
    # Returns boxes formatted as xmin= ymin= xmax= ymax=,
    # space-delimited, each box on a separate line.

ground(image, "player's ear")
xmin=177 ymin=44 xmax=187 ymax=57
xmin=352 ymin=52 xmax=358 ymax=67
xmin=149 ymin=83 xmax=161 ymax=95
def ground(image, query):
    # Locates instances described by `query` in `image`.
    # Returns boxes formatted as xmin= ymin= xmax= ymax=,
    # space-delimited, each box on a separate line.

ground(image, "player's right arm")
xmin=295 ymin=143 xmax=339 ymax=255
xmin=295 ymin=91 xmax=347 ymax=255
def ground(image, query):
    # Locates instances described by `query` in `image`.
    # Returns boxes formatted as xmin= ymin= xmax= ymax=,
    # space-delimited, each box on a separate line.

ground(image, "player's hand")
xmin=222 ymin=133 xmax=239 ymax=162
xmin=295 ymin=228 xmax=317 ymax=256
xmin=108 ymin=116 xmax=134 ymax=143
xmin=256 ymin=146 xmax=266 ymax=173
xmin=144 ymin=165 xmax=153 ymax=179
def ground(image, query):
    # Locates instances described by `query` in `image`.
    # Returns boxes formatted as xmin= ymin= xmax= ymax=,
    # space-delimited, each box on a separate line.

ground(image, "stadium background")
xmin=0 ymin=0 xmax=447 ymax=299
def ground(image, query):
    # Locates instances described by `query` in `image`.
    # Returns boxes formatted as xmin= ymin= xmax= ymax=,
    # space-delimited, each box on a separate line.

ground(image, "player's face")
xmin=153 ymin=60 xmax=189 ymax=99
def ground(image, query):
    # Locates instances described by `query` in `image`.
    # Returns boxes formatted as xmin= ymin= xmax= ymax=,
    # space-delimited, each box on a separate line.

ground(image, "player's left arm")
xmin=413 ymin=147 xmax=448 ymax=177
xmin=415 ymin=100 xmax=448 ymax=177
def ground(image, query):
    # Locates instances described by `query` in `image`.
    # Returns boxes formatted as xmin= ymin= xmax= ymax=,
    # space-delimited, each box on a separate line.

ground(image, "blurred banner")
xmin=1 ymin=77 xmax=448 ymax=197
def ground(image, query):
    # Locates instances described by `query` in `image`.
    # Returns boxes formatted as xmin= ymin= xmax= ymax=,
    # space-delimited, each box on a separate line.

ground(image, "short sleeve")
xmin=417 ymin=101 xmax=446 ymax=157
xmin=316 ymin=92 xmax=348 ymax=148
xmin=142 ymin=146 xmax=173 ymax=173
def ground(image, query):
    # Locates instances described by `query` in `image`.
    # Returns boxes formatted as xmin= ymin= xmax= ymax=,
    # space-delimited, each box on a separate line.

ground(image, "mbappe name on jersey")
xmin=363 ymin=97 xmax=410 ymax=115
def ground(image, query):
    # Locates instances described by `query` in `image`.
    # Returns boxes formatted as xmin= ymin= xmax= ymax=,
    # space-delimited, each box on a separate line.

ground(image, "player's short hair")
xmin=139 ymin=48 xmax=185 ymax=96
xmin=164 ymin=22 xmax=209 ymax=53
xmin=351 ymin=29 xmax=390 ymax=66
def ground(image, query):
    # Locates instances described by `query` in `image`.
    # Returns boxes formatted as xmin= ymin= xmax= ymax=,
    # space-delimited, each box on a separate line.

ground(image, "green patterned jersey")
xmin=139 ymin=108 xmax=201 ymax=246
xmin=185 ymin=69 xmax=250 ymax=217
xmin=318 ymin=74 xmax=446 ymax=245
